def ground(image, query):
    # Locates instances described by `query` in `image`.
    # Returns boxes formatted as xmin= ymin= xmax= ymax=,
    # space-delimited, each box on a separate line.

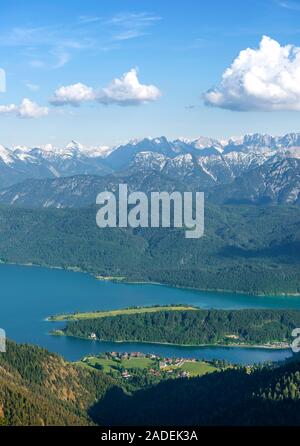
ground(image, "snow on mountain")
xmin=0 ymin=132 xmax=299 ymax=190
xmin=285 ymin=147 xmax=300 ymax=159
xmin=0 ymin=145 xmax=17 ymax=165
xmin=0 ymin=140 xmax=113 ymax=187
xmin=1 ymin=149 xmax=299 ymax=208
xmin=131 ymin=151 xmax=167 ymax=171
xmin=209 ymin=155 xmax=300 ymax=206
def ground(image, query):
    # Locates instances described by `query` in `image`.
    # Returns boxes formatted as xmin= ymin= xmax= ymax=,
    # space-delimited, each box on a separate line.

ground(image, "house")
xmin=159 ymin=361 xmax=167 ymax=369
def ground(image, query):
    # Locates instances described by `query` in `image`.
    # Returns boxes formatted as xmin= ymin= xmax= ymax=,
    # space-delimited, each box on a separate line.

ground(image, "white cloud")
xmin=0 ymin=104 xmax=17 ymax=114
xmin=107 ymin=12 xmax=161 ymax=41
xmin=108 ymin=12 xmax=161 ymax=26
xmin=98 ymin=68 xmax=161 ymax=105
xmin=50 ymin=68 xmax=161 ymax=106
xmin=0 ymin=98 xmax=48 ymax=118
xmin=50 ymin=83 xmax=95 ymax=106
xmin=18 ymin=98 xmax=49 ymax=118
xmin=204 ymin=36 xmax=300 ymax=111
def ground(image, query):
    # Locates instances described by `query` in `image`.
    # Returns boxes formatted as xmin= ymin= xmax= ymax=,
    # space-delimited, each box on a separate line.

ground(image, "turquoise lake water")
xmin=0 ymin=263 xmax=298 ymax=364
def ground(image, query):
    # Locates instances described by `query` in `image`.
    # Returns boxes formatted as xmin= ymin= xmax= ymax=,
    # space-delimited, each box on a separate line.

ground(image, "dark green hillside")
xmin=93 ymin=356 xmax=300 ymax=426
xmin=2 ymin=340 xmax=300 ymax=426
xmin=0 ymin=204 xmax=299 ymax=294
xmin=0 ymin=341 xmax=116 ymax=426
xmin=0 ymin=205 xmax=148 ymax=275
xmin=62 ymin=308 xmax=300 ymax=346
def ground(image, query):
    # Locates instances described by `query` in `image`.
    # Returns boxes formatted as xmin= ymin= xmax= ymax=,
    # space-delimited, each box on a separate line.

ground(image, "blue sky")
xmin=0 ymin=0 xmax=300 ymax=147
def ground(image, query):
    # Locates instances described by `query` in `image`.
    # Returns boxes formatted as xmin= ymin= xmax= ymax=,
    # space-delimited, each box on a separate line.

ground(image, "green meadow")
xmin=49 ymin=305 xmax=197 ymax=321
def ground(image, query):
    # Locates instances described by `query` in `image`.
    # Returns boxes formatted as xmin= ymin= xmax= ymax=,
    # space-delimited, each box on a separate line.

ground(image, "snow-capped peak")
xmin=65 ymin=140 xmax=85 ymax=151
xmin=12 ymin=145 xmax=32 ymax=153
xmin=0 ymin=145 xmax=15 ymax=165
xmin=80 ymin=145 xmax=112 ymax=158
xmin=39 ymin=143 xmax=56 ymax=152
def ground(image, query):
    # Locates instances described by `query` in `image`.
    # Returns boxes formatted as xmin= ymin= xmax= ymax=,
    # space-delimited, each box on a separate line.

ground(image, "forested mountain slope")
xmin=94 ymin=355 xmax=300 ymax=426
xmin=0 ymin=204 xmax=299 ymax=294
xmin=0 ymin=341 xmax=116 ymax=426
xmin=3 ymin=340 xmax=300 ymax=426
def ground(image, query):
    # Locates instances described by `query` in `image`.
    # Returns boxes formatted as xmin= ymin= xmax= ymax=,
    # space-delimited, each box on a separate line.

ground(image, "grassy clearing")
xmin=83 ymin=357 xmax=118 ymax=373
xmin=81 ymin=355 xmax=219 ymax=381
xmin=81 ymin=356 xmax=153 ymax=373
xmin=163 ymin=361 xmax=217 ymax=376
xmin=179 ymin=361 xmax=217 ymax=376
xmin=120 ymin=358 xmax=153 ymax=369
xmin=48 ymin=305 xmax=198 ymax=321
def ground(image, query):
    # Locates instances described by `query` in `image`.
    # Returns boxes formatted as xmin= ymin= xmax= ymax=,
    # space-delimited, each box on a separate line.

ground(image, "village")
xmin=81 ymin=350 xmax=221 ymax=383
xmin=111 ymin=351 xmax=193 ymax=379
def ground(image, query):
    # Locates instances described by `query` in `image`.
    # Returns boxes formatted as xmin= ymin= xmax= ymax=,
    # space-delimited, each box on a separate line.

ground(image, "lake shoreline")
xmin=0 ymin=263 xmax=294 ymax=365
xmin=49 ymin=330 xmax=291 ymax=351
xmin=1 ymin=260 xmax=300 ymax=297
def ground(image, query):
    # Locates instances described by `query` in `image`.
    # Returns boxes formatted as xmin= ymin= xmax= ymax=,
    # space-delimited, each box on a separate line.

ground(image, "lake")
xmin=0 ymin=263 xmax=298 ymax=364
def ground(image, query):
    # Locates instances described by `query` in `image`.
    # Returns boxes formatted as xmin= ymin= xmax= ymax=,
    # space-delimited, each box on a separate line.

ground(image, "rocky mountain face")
xmin=0 ymin=133 xmax=299 ymax=207
xmin=209 ymin=156 xmax=300 ymax=206
xmin=0 ymin=141 xmax=112 ymax=188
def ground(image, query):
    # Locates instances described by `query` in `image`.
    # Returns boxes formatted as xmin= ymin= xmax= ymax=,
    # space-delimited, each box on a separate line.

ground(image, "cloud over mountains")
xmin=0 ymin=68 xmax=160 ymax=119
xmin=204 ymin=36 xmax=300 ymax=112
xmin=50 ymin=68 xmax=161 ymax=107
xmin=0 ymin=98 xmax=48 ymax=118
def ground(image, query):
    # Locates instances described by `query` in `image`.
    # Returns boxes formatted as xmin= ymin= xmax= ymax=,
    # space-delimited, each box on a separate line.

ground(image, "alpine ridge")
xmin=0 ymin=133 xmax=299 ymax=207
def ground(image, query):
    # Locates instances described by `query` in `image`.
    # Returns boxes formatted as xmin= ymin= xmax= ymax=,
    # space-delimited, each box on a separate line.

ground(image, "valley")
xmin=0 ymin=132 xmax=299 ymax=426
xmin=0 ymin=263 xmax=293 ymax=364
xmin=2 ymin=0 xmax=300 ymax=428
xmin=2 ymin=338 xmax=300 ymax=426
xmin=79 ymin=351 xmax=221 ymax=387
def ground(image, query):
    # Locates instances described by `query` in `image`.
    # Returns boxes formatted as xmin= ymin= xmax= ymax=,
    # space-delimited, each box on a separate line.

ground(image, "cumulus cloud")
xmin=0 ymin=98 xmax=48 ymax=118
xmin=204 ymin=36 xmax=300 ymax=111
xmin=50 ymin=68 xmax=161 ymax=106
xmin=51 ymin=83 xmax=95 ymax=106
xmin=98 ymin=68 xmax=161 ymax=105
xmin=0 ymin=104 xmax=16 ymax=114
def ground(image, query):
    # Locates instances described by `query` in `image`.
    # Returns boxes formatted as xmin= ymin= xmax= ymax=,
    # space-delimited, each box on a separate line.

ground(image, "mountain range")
xmin=0 ymin=133 xmax=299 ymax=207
